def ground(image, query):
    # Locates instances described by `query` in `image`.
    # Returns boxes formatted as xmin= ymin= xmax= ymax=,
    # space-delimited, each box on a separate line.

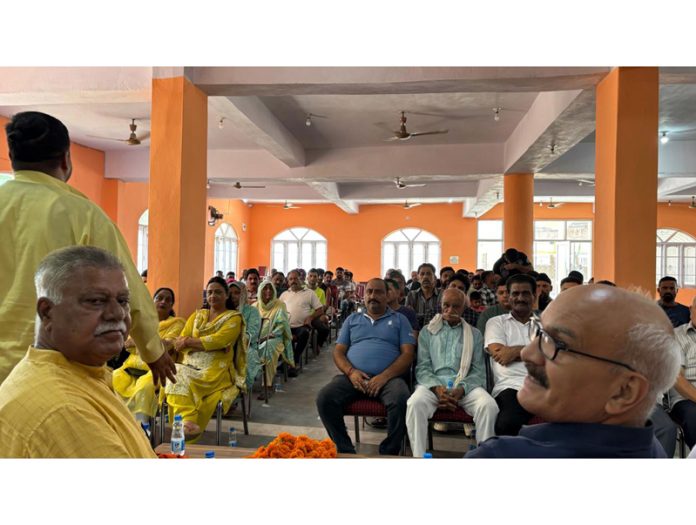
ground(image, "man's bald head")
xmin=518 ymin=285 xmax=681 ymax=426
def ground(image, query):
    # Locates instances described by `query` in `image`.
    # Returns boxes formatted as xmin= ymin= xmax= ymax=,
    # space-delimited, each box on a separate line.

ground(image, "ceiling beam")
xmin=210 ymin=96 xmax=305 ymax=168
xmin=339 ymin=180 xmax=478 ymax=200
xmin=191 ymin=67 xmax=611 ymax=96
xmin=658 ymin=177 xmax=696 ymax=196
xmin=305 ymin=181 xmax=359 ymax=214
xmin=462 ymin=177 xmax=504 ymax=218
xmin=504 ymin=89 xmax=596 ymax=174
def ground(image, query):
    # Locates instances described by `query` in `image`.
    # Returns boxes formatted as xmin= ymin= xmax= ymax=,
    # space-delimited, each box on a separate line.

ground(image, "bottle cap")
xmin=423 ymin=452 xmax=433 ymax=459
xmin=142 ymin=422 xmax=150 ymax=429
xmin=447 ymin=379 xmax=454 ymax=389
xmin=229 ymin=427 xmax=236 ymax=432
xmin=174 ymin=414 xmax=182 ymax=421
xmin=205 ymin=451 xmax=215 ymax=458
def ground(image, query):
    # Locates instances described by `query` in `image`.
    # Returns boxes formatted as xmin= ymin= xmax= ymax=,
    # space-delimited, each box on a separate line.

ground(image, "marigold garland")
xmin=248 ymin=432 xmax=337 ymax=458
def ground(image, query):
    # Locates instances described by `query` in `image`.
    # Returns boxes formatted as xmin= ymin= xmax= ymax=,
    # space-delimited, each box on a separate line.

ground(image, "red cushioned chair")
xmin=343 ymin=398 xmax=387 ymax=444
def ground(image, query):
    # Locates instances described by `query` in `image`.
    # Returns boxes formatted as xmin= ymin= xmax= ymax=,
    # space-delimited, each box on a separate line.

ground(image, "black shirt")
xmin=659 ymin=302 xmax=691 ymax=328
xmin=493 ymin=252 xmax=532 ymax=279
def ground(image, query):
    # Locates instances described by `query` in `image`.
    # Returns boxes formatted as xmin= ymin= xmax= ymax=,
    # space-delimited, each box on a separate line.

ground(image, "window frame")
xmin=214 ymin=222 xmax=239 ymax=275
xmin=381 ymin=228 xmax=441 ymax=277
xmin=271 ymin=227 xmax=327 ymax=273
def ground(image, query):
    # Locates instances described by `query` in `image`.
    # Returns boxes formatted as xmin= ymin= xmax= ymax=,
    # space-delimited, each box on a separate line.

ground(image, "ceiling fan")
xmin=283 ymin=201 xmax=300 ymax=210
xmin=577 ymin=178 xmax=595 ymax=187
xmin=208 ymin=179 xmax=266 ymax=189
xmin=394 ymin=176 xmax=426 ymax=189
xmin=88 ymin=118 xmax=149 ymax=145
xmin=401 ymin=200 xmax=422 ymax=209
xmin=386 ymin=111 xmax=448 ymax=141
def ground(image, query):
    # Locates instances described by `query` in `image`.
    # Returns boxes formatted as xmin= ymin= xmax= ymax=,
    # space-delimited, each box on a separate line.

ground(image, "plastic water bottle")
xmin=228 ymin=427 xmax=238 ymax=447
xmin=423 ymin=452 xmax=433 ymax=459
xmin=204 ymin=450 xmax=215 ymax=459
xmin=273 ymin=375 xmax=283 ymax=393
xmin=446 ymin=379 xmax=454 ymax=392
xmin=170 ymin=414 xmax=185 ymax=456
xmin=141 ymin=422 xmax=151 ymax=440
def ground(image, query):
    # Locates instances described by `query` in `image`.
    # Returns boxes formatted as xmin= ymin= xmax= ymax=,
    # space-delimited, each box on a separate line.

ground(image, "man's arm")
xmin=334 ymin=343 xmax=369 ymax=393
xmin=89 ymin=209 xmax=175 ymax=385
xmin=484 ymin=317 xmax=522 ymax=366
xmin=674 ymin=370 xmax=696 ymax=403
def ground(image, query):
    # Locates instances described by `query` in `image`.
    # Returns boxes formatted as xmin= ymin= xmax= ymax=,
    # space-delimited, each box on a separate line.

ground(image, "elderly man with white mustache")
xmin=0 ymin=246 xmax=156 ymax=457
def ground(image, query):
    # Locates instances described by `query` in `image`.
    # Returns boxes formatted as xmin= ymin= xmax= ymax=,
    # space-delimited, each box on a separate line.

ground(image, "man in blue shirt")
xmin=316 ymin=278 xmax=416 ymax=455
xmin=466 ymin=284 xmax=681 ymax=458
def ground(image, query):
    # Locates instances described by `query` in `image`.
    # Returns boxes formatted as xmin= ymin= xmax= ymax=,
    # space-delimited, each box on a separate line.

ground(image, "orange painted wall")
xmin=114 ymin=181 xmax=150 ymax=261
xmin=0 ymin=116 xmax=9 ymax=172
xmin=245 ymin=203 xmax=478 ymax=282
xmin=204 ymin=198 xmax=252 ymax=279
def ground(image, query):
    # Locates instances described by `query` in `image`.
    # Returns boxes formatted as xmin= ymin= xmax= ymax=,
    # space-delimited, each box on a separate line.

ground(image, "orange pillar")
xmin=503 ymin=173 xmax=534 ymax=257
xmin=594 ymin=67 xmax=658 ymax=291
xmin=148 ymin=75 xmax=208 ymax=317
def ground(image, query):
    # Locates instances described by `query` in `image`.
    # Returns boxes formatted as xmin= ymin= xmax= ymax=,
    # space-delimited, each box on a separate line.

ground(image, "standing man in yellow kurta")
xmin=0 ymin=111 xmax=176 ymax=386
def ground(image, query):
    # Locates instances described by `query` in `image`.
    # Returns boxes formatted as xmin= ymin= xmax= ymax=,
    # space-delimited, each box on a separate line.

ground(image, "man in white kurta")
xmin=406 ymin=289 xmax=498 ymax=457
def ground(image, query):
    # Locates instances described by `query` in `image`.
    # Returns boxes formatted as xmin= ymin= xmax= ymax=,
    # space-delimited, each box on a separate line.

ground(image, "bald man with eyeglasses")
xmin=467 ymin=285 xmax=681 ymax=458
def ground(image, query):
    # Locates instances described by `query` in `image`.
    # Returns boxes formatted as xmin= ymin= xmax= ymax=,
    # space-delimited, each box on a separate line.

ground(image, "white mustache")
xmin=94 ymin=322 xmax=127 ymax=336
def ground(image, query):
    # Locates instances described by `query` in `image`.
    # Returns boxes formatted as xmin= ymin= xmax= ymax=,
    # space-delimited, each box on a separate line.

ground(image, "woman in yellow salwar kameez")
xmin=165 ymin=277 xmax=247 ymax=440
xmin=250 ymin=280 xmax=294 ymax=392
xmin=112 ymin=287 xmax=185 ymax=422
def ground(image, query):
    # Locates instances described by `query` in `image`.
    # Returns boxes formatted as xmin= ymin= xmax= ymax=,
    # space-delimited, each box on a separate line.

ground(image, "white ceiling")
xmin=2 ymin=67 xmax=696 ymax=211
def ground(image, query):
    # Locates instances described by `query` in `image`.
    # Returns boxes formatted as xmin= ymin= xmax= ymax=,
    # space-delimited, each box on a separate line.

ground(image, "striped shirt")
xmin=479 ymin=286 xmax=497 ymax=308
xmin=670 ymin=322 xmax=696 ymax=408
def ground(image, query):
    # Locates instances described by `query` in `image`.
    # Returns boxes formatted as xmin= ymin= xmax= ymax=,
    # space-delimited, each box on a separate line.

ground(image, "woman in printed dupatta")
xmin=165 ymin=277 xmax=247 ymax=441
xmin=113 ymin=287 xmax=185 ymax=422
xmin=229 ymin=281 xmax=262 ymax=391
xmin=251 ymin=280 xmax=294 ymax=393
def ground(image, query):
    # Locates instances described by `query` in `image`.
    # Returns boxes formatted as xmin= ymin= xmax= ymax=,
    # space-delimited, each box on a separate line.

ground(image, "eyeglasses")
xmin=530 ymin=319 xmax=636 ymax=372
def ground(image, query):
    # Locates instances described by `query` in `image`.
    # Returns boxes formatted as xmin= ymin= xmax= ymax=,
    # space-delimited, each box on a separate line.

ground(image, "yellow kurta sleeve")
xmin=83 ymin=211 xmax=163 ymax=364
xmin=180 ymin=312 xmax=197 ymax=338
xmin=159 ymin=318 xmax=186 ymax=342
xmin=199 ymin=315 xmax=242 ymax=351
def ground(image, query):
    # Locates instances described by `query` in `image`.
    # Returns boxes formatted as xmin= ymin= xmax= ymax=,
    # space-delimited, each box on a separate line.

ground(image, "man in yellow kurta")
xmin=0 ymin=246 xmax=156 ymax=457
xmin=0 ymin=111 xmax=175 ymax=386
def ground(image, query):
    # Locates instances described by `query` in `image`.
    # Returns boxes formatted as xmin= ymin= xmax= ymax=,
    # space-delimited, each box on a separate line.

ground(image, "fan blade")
xmin=404 ymin=183 xmax=426 ymax=188
xmin=241 ymin=185 xmax=266 ymax=189
xmin=86 ymin=134 xmax=129 ymax=142
xmin=409 ymin=130 xmax=449 ymax=137
xmin=409 ymin=202 xmax=422 ymax=208
xmin=385 ymin=136 xmax=401 ymax=142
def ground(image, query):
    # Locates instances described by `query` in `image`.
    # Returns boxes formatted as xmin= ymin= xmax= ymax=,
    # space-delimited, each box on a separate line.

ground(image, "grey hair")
xmin=615 ymin=323 xmax=681 ymax=422
xmin=34 ymin=246 xmax=124 ymax=304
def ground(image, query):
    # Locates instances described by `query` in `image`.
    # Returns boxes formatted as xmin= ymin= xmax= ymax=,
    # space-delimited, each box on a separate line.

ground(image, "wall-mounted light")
xmin=660 ymin=131 xmax=669 ymax=144
xmin=218 ymin=117 xmax=225 ymax=130
xmin=493 ymin=107 xmax=501 ymax=122
xmin=550 ymin=143 xmax=557 ymax=155
xmin=305 ymin=114 xmax=312 ymax=127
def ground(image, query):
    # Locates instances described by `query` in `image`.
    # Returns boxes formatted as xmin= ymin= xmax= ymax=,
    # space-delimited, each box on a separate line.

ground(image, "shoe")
xmin=366 ymin=417 xmax=387 ymax=429
xmin=433 ymin=422 xmax=449 ymax=433
xmin=288 ymin=368 xmax=299 ymax=378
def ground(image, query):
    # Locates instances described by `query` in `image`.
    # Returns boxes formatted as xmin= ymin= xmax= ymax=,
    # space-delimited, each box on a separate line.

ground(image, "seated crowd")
xmin=1 ymin=241 xmax=695 ymax=459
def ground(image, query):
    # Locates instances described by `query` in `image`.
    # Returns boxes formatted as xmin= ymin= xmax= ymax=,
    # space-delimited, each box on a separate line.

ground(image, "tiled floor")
xmin=167 ymin=341 xmax=475 ymax=457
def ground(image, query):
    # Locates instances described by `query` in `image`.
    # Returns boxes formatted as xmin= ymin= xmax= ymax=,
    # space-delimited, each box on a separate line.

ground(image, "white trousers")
xmin=406 ymin=384 xmax=499 ymax=457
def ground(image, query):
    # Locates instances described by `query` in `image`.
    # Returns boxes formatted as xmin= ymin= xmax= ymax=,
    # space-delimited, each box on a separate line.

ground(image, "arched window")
xmin=214 ymin=223 xmax=239 ymax=275
xmin=382 ymin=228 xmax=441 ymax=278
xmin=272 ymin=227 xmax=327 ymax=273
xmin=657 ymin=228 xmax=696 ymax=287
xmin=136 ymin=210 xmax=148 ymax=274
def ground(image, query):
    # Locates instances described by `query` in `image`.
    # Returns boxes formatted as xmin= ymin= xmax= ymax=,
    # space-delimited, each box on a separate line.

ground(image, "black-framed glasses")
xmin=530 ymin=319 xmax=636 ymax=372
